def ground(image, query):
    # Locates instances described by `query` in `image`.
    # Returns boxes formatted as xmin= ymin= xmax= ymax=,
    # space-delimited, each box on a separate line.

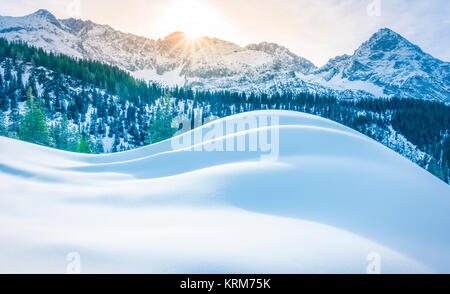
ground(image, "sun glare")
xmin=157 ymin=0 xmax=225 ymax=40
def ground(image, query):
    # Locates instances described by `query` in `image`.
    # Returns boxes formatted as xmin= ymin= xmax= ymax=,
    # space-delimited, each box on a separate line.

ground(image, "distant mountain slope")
xmin=0 ymin=10 xmax=448 ymax=101
xmin=1 ymin=111 xmax=449 ymax=273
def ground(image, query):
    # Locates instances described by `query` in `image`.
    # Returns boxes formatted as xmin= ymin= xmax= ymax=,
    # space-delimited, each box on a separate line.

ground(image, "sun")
xmin=158 ymin=0 xmax=225 ymax=40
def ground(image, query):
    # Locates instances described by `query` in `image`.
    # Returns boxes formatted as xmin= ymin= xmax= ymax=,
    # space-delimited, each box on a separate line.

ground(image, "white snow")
xmin=0 ymin=110 xmax=449 ymax=274
xmin=297 ymin=72 xmax=388 ymax=98
xmin=132 ymin=68 xmax=186 ymax=87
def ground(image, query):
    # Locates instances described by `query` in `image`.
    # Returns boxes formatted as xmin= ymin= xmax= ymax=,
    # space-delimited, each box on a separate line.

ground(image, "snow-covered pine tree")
xmin=18 ymin=88 xmax=49 ymax=145
xmin=50 ymin=114 xmax=79 ymax=151
xmin=144 ymin=93 xmax=177 ymax=145
xmin=0 ymin=109 xmax=6 ymax=136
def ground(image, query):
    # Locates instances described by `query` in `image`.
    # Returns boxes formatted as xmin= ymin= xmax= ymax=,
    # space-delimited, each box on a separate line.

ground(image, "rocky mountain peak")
xmin=163 ymin=31 xmax=187 ymax=41
xmin=30 ymin=9 xmax=54 ymax=18
xmin=27 ymin=9 xmax=61 ymax=28
xmin=359 ymin=27 xmax=422 ymax=54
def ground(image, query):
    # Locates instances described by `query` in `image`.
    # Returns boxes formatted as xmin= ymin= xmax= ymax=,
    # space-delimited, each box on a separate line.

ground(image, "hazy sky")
xmin=0 ymin=0 xmax=449 ymax=66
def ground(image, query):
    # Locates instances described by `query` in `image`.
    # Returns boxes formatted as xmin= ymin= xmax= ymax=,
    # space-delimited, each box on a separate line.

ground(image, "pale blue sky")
xmin=0 ymin=0 xmax=449 ymax=66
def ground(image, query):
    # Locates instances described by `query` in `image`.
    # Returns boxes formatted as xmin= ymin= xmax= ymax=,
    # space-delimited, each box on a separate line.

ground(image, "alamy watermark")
xmin=66 ymin=0 xmax=82 ymax=18
xmin=66 ymin=252 xmax=81 ymax=274
xmin=171 ymin=114 xmax=280 ymax=161
xmin=366 ymin=251 xmax=381 ymax=274
xmin=367 ymin=0 xmax=382 ymax=17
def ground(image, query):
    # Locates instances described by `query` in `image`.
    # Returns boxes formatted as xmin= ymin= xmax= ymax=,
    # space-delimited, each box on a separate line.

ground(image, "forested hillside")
xmin=0 ymin=39 xmax=448 ymax=183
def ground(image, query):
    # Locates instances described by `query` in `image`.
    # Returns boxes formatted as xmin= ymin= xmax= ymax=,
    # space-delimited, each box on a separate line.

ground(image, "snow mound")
xmin=0 ymin=110 xmax=449 ymax=273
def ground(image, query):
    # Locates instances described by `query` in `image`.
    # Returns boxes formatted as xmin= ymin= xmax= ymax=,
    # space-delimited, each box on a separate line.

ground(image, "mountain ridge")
xmin=0 ymin=9 xmax=448 ymax=101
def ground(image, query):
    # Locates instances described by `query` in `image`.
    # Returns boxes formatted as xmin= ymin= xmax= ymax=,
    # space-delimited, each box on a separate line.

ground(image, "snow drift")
xmin=0 ymin=110 xmax=449 ymax=273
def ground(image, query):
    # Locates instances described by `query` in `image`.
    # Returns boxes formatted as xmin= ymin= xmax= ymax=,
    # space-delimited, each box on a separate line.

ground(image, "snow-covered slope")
xmin=0 ymin=110 xmax=449 ymax=273
xmin=1 ymin=10 xmax=448 ymax=101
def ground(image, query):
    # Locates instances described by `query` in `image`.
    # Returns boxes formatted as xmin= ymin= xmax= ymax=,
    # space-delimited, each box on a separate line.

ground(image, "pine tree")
xmin=94 ymin=139 xmax=104 ymax=154
xmin=144 ymin=93 xmax=177 ymax=144
xmin=427 ymin=159 xmax=438 ymax=177
xmin=441 ymin=159 xmax=449 ymax=184
xmin=76 ymin=136 xmax=92 ymax=153
xmin=50 ymin=114 xmax=79 ymax=151
xmin=112 ymin=134 xmax=121 ymax=153
xmin=0 ymin=77 xmax=9 ymax=111
xmin=18 ymin=88 xmax=49 ymax=145
xmin=0 ymin=110 xmax=6 ymax=136
xmin=8 ymin=107 xmax=20 ymax=138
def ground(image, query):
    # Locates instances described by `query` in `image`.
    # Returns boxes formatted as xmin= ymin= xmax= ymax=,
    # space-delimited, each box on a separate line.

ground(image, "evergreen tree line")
xmin=0 ymin=38 xmax=162 ymax=104
xmin=0 ymin=87 xmax=94 ymax=153
xmin=0 ymin=38 xmax=448 ymax=183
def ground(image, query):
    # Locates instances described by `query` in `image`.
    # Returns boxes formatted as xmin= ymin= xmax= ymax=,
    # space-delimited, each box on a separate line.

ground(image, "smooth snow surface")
xmin=0 ymin=111 xmax=449 ymax=274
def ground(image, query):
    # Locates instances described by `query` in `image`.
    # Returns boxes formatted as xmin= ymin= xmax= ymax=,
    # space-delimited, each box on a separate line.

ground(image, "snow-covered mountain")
xmin=0 ymin=9 xmax=448 ymax=101
xmin=0 ymin=10 xmax=315 ymax=85
xmin=1 ymin=111 xmax=449 ymax=273
xmin=311 ymin=28 xmax=450 ymax=101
